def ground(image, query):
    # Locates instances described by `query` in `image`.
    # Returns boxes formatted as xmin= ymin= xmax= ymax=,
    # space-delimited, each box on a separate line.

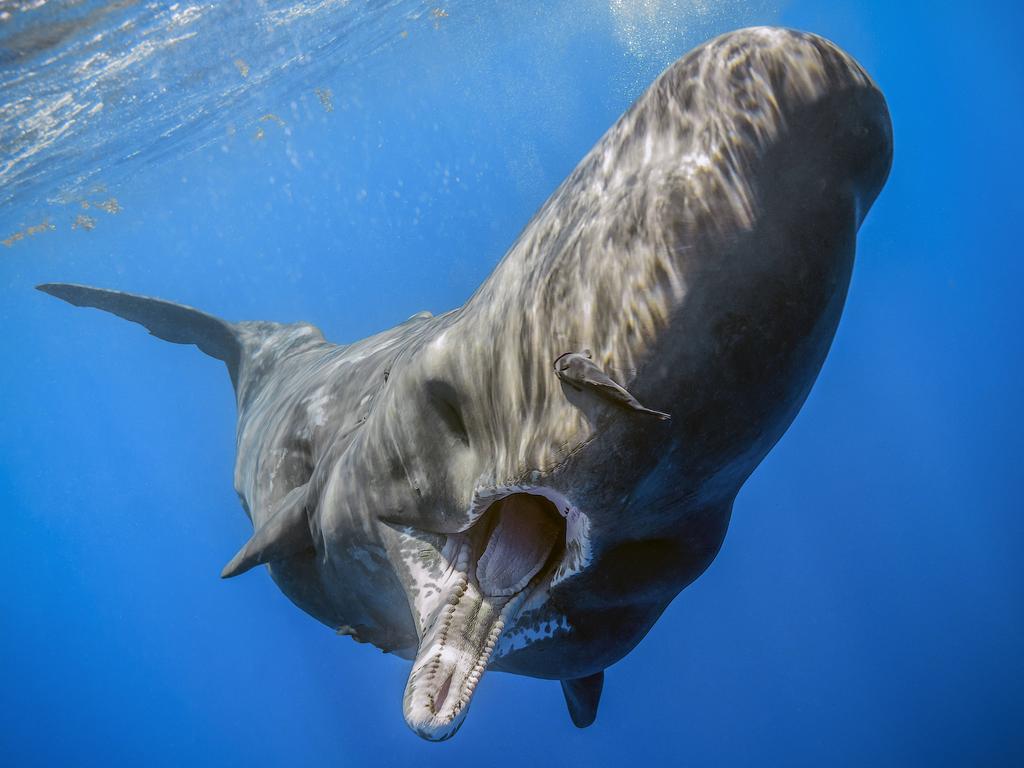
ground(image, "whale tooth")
xmin=221 ymin=483 xmax=313 ymax=578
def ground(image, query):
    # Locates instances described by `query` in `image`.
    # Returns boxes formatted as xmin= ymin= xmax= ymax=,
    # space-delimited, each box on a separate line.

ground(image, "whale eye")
xmin=424 ymin=379 xmax=470 ymax=447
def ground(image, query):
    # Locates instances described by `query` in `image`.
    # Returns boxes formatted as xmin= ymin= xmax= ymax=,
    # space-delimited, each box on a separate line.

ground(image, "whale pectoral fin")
xmin=221 ymin=483 xmax=313 ymax=578
xmin=560 ymin=671 xmax=604 ymax=728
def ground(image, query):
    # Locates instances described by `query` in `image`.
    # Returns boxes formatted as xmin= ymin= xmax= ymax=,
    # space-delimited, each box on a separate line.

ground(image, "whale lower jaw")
xmin=402 ymin=493 xmax=565 ymax=741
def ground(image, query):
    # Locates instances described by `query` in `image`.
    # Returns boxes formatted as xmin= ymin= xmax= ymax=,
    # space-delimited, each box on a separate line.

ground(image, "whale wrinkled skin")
xmin=40 ymin=28 xmax=892 ymax=741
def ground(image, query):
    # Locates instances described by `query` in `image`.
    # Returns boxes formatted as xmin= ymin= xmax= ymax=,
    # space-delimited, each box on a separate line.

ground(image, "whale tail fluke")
xmin=37 ymin=283 xmax=243 ymax=388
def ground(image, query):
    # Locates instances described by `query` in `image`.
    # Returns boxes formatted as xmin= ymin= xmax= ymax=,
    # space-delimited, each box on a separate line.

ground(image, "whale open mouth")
xmin=402 ymin=493 xmax=566 ymax=741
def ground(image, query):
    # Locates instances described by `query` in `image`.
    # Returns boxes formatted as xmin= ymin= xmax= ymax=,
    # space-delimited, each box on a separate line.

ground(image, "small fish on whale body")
xmin=554 ymin=351 xmax=671 ymax=420
xmin=38 ymin=27 xmax=892 ymax=741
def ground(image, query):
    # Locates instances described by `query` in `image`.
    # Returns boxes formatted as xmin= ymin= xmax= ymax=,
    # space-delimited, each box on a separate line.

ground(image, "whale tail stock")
xmin=37 ymin=282 xmax=244 ymax=389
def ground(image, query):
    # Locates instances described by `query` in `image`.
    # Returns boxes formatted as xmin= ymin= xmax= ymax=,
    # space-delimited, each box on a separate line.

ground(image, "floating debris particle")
xmin=73 ymin=214 xmax=96 ymax=231
xmin=25 ymin=220 xmax=54 ymax=236
xmin=315 ymin=88 xmax=333 ymax=113
xmin=259 ymin=113 xmax=286 ymax=126
xmin=400 ymin=29 xmax=408 ymax=39
xmin=97 ymin=197 xmax=121 ymax=214
xmin=234 ymin=58 xmax=249 ymax=78
xmin=3 ymin=219 xmax=55 ymax=247
xmin=254 ymin=113 xmax=285 ymax=140
xmin=80 ymin=200 xmax=91 ymax=209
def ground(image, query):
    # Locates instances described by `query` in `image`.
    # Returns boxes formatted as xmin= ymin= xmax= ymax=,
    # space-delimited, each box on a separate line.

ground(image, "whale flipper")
xmin=221 ymin=483 xmax=313 ymax=578
xmin=554 ymin=352 xmax=671 ymax=420
xmin=36 ymin=283 xmax=243 ymax=388
xmin=560 ymin=671 xmax=604 ymax=728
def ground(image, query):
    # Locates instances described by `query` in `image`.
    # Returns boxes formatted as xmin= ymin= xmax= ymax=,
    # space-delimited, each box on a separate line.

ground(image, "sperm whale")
xmin=40 ymin=27 xmax=892 ymax=740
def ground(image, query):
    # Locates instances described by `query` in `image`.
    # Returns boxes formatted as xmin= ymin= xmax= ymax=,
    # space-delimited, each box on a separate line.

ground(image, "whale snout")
xmin=840 ymin=87 xmax=894 ymax=222
xmin=756 ymin=28 xmax=894 ymax=221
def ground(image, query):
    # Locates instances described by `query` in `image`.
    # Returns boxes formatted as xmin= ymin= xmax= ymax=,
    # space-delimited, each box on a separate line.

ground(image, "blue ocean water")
xmin=1 ymin=1 xmax=1021 ymax=765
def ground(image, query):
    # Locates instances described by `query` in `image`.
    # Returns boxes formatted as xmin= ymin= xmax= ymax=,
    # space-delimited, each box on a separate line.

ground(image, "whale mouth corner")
xmin=402 ymin=492 xmax=566 ymax=741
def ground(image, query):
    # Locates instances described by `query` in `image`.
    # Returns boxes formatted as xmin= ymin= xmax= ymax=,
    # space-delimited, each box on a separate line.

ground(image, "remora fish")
xmin=39 ymin=27 xmax=892 ymax=741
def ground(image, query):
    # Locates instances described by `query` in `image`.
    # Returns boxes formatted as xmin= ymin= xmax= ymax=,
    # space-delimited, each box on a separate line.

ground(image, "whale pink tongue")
xmin=477 ymin=497 xmax=561 ymax=596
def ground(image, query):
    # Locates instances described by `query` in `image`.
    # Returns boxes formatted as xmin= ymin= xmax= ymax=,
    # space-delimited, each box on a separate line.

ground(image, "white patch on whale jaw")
xmin=400 ymin=489 xmax=588 ymax=741
xmin=495 ymin=614 xmax=572 ymax=659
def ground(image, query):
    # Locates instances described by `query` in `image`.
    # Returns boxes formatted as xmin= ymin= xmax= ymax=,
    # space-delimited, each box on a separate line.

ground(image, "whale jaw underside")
xmin=38 ymin=27 xmax=892 ymax=742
